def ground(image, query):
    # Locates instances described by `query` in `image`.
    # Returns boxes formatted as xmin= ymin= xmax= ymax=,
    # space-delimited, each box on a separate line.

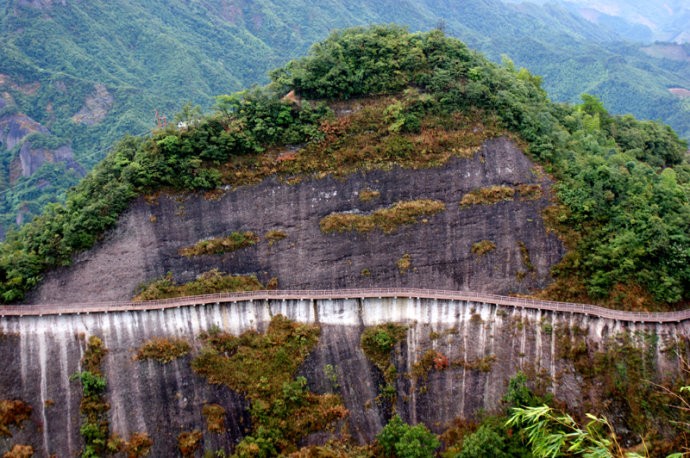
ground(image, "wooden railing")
xmin=1 ymin=288 xmax=689 ymax=323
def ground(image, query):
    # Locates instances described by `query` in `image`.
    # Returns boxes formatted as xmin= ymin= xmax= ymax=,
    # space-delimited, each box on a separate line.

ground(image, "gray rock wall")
xmin=28 ymin=137 xmax=565 ymax=304
xmin=1 ymin=298 xmax=687 ymax=456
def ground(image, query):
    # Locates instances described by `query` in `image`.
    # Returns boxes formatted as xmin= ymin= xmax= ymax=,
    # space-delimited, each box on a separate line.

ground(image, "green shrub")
xmin=457 ymin=424 xmax=510 ymax=458
xmin=377 ymin=415 xmax=440 ymax=458
xmin=134 ymin=337 xmax=191 ymax=363
xmin=71 ymin=371 xmax=106 ymax=397
xmin=133 ymin=270 xmax=264 ymax=301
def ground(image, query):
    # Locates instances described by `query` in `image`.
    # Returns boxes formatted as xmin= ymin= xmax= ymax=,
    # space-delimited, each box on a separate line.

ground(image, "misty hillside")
xmin=505 ymin=0 xmax=690 ymax=43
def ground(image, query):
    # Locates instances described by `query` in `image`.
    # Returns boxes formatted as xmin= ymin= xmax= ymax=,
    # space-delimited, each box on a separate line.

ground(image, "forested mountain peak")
xmin=1 ymin=0 xmax=689 ymax=235
xmin=0 ymin=25 xmax=687 ymax=313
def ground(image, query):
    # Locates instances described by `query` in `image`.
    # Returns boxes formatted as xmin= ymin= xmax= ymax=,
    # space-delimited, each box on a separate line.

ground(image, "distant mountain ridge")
xmin=1 ymin=0 xmax=689 ymax=232
xmin=504 ymin=0 xmax=690 ymax=43
xmin=569 ymin=0 xmax=689 ymax=43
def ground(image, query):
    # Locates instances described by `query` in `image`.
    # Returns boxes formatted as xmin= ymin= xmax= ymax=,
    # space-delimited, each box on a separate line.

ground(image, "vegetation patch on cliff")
xmin=396 ymin=253 xmax=412 ymax=274
xmin=106 ymin=432 xmax=153 ymax=458
xmin=460 ymin=185 xmax=516 ymax=206
xmin=78 ymin=340 xmax=154 ymax=458
xmin=134 ymin=337 xmax=191 ymax=364
xmin=411 ymin=350 xmax=450 ymax=386
xmin=358 ymin=188 xmax=381 ymax=202
xmin=179 ymin=231 xmax=259 ymax=257
xmin=516 ymin=184 xmax=543 ymax=201
xmin=460 ymin=184 xmax=543 ymax=207
xmin=2 ymin=444 xmax=34 ymax=458
xmin=0 ymin=400 xmax=32 ymax=437
xmin=471 ymin=240 xmax=497 ymax=257
xmin=177 ymin=430 xmax=202 ymax=458
xmin=452 ymin=355 xmax=497 ymax=373
xmin=132 ymin=270 xmax=264 ymax=301
xmin=361 ymin=323 xmax=408 ymax=404
xmin=191 ymin=316 xmax=347 ymax=456
xmin=320 ymin=200 xmax=445 ymax=235
xmin=201 ymin=404 xmax=226 ymax=434
xmin=225 ymin=96 xmax=497 ymax=189
xmin=72 ymin=335 xmax=109 ymax=458
xmin=264 ymin=229 xmax=287 ymax=246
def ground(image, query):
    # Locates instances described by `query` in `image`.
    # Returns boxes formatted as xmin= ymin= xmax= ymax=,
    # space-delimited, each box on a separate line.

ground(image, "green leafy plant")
xmin=72 ymin=335 xmax=109 ymax=458
xmin=377 ymin=414 xmax=440 ymax=458
xmin=456 ymin=424 xmax=511 ymax=458
xmin=506 ymin=405 xmax=630 ymax=457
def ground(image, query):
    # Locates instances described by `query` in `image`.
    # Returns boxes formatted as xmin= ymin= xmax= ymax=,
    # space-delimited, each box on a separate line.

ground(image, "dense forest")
xmin=1 ymin=0 xmax=689 ymax=232
xmin=0 ymin=26 xmax=687 ymax=312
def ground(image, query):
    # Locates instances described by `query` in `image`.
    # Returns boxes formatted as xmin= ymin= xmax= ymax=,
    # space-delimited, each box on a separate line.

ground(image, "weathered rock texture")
xmin=71 ymin=83 xmax=114 ymax=126
xmin=0 ymin=112 xmax=83 ymax=184
xmin=0 ymin=298 xmax=687 ymax=456
xmin=28 ymin=137 xmax=565 ymax=304
xmin=0 ymin=113 xmax=48 ymax=151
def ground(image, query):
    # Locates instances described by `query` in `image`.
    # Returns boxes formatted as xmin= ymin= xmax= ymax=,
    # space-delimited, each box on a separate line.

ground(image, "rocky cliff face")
xmin=28 ymin=136 xmax=565 ymax=304
xmin=71 ymin=83 xmax=114 ymax=126
xmin=0 ymin=112 xmax=83 ymax=185
xmin=0 ymin=298 xmax=686 ymax=456
xmin=0 ymin=114 xmax=48 ymax=151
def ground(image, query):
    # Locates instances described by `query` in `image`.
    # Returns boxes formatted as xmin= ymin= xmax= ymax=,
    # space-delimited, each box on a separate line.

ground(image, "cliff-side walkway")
xmin=1 ymin=288 xmax=688 ymax=323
